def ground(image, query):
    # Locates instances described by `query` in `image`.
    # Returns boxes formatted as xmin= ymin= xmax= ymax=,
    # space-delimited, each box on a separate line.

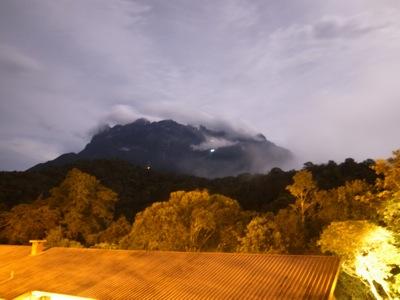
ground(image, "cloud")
xmin=0 ymin=137 xmax=61 ymax=170
xmin=312 ymin=15 xmax=386 ymax=40
xmin=0 ymin=44 xmax=41 ymax=73
xmin=218 ymin=0 xmax=260 ymax=30
xmin=0 ymin=0 xmax=400 ymax=171
xmin=191 ymin=136 xmax=237 ymax=151
xmin=104 ymin=105 xmax=153 ymax=125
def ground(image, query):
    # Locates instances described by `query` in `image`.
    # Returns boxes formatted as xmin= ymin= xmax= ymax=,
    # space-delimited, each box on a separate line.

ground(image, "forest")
xmin=0 ymin=152 xmax=399 ymax=299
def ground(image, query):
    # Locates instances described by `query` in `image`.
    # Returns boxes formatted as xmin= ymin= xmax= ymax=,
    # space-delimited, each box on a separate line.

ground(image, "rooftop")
xmin=0 ymin=245 xmax=340 ymax=299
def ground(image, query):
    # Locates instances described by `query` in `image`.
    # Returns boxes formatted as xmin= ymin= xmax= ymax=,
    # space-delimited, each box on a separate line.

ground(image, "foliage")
xmin=0 ymin=153 xmax=391 ymax=267
xmin=120 ymin=190 xmax=249 ymax=252
xmin=315 ymin=180 xmax=377 ymax=226
xmin=274 ymin=207 xmax=305 ymax=253
xmin=373 ymin=150 xmax=400 ymax=233
xmin=0 ymin=170 xmax=62 ymax=209
xmin=281 ymin=170 xmax=318 ymax=252
xmin=209 ymin=168 xmax=295 ymax=212
xmin=334 ymin=271 xmax=374 ymax=300
xmin=286 ymin=170 xmax=317 ymax=224
xmin=47 ymin=168 xmax=118 ymax=245
xmin=97 ymin=216 xmax=131 ymax=244
xmin=304 ymin=158 xmax=376 ymax=190
xmin=318 ymin=221 xmax=400 ymax=299
xmin=45 ymin=227 xmax=83 ymax=248
xmin=0 ymin=202 xmax=59 ymax=244
xmin=0 ymin=157 xmax=376 ymax=219
xmin=91 ymin=242 xmax=119 ymax=250
xmin=1 ymin=148 xmax=399 ymax=299
xmin=238 ymin=213 xmax=286 ymax=253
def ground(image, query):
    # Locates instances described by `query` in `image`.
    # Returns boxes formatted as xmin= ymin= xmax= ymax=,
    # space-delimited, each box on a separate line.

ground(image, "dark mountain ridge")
xmin=30 ymin=119 xmax=293 ymax=178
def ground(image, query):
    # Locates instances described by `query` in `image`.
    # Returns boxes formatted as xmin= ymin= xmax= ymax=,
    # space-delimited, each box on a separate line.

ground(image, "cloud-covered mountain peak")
xmin=31 ymin=119 xmax=293 ymax=178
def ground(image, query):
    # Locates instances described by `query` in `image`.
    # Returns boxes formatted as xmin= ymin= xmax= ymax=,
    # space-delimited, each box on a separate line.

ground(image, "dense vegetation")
xmin=1 ymin=153 xmax=399 ymax=298
xmin=0 ymin=157 xmax=375 ymax=216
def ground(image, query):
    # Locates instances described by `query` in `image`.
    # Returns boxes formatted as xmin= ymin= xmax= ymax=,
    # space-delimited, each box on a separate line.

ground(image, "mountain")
xmin=30 ymin=119 xmax=293 ymax=177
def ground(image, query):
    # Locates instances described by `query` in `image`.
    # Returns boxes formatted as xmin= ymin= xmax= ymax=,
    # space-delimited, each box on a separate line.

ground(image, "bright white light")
xmin=30 ymin=290 xmax=95 ymax=299
xmin=210 ymin=149 xmax=215 ymax=153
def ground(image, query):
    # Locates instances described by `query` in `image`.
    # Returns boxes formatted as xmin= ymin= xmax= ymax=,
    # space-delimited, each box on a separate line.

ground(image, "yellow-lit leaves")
xmin=47 ymin=168 xmax=118 ymax=245
xmin=238 ymin=214 xmax=286 ymax=254
xmin=318 ymin=221 xmax=400 ymax=299
xmin=121 ymin=190 xmax=245 ymax=252
xmin=286 ymin=170 xmax=317 ymax=224
xmin=0 ymin=203 xmax=59 ymax=244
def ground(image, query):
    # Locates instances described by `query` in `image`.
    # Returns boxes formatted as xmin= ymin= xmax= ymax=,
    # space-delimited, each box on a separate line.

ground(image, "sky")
xmin=1 ymin=0 xmax=400 ymax=171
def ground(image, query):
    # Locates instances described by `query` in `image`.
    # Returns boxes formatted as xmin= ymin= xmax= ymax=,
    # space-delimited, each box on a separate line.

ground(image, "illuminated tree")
xmin=48 ymin=168 xmax=118 ymax=245
xmin=373 ymin=150 xmax=400 ymax=233
xmin=120 ymin=190 xmax=247 ymax=252
xmin=0 ymin=203 xmax=59 ymax=244
xmin=238 ymin=213 xmax=286 ymax=253
xmin=281 ymin=170 xmax=318 ymax=251
xmin=97 ymin=216 xmax=131 ymax=245
xmin=316 ymin=180 xmax=376 ymax=225
xmin=274 ymin=207 xmax=305 ymax=252
xmin=286 ymin=170 xmax=317 ymax=224
xmin=318 ymin=221 xmax=400 ymax=299
xmin=45 ymin=227 xmax=83 ymax=248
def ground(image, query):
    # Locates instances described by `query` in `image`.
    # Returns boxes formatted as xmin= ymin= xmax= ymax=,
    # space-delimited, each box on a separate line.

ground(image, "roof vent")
xmin=29 ymin=240 xmax=47 ymax=256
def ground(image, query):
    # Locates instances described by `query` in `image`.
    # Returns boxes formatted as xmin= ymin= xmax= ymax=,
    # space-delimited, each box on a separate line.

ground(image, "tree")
xmin=315 ymin=180 xmax=377 ymax=226
xmin=274 ymin=207 xmax=305 ymax=252
xmin=283 ymin=170 xmax=318 ymax=251
xmin=47 ymin=168 xmax=118 ymax=246
xmin=45 ymin=227 xmax=83 ymax=248
xmin=120 ymin=190 xmax=248 ymax=252
xmin=286 ymin=170 xmax=317 ymax=225
xmin=238 ymin=213 xmax=286 ymax=253
xmin=373 ymin=150 xmax=400 ymax=233
xmin=0 ymin=203 xmax=59 ymax=244
xmin=318 ymin=221 xmax=400 ymax=299
xmin=97 ymin=216 xmax=131 ymax=245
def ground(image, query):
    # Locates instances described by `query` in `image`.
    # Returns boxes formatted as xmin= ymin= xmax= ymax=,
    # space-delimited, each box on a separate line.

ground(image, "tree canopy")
xmin=121 ymin=190 xmax=249 ymax=252
xmin=286 ymin=170 xmax=317 ymax=225
xmin=374 ymin=150 xmax=400 ymax=234
xmin=0 ymin=202 xmax=59 ymax=244
xmin=238 ymin=213 xmax=285 ymax=253
xmin=2 ymin=149 xmax=400 ymax=299
xmin=47 ymin=168 xmax=118 ymax=245
xmin=319 ymin=221 xmax=400 ymax=299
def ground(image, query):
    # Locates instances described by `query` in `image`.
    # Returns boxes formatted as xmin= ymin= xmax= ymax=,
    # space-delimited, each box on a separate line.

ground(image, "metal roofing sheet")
xmin=0 ymin=246 xmax=340 ymax=299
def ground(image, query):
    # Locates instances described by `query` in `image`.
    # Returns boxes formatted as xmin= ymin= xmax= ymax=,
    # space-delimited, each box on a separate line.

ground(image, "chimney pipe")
xmin=29 ymin=240 xmax=47 ymax=256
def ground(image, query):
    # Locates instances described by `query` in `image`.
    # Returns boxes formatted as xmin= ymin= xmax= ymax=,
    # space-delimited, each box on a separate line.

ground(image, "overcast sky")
xmin=1 ymin=0 xmax=400 ymax=171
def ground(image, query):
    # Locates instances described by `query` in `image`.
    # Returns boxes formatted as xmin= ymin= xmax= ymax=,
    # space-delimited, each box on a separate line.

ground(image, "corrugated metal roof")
xmin=0 ymin=245 xmax=340 ymax=299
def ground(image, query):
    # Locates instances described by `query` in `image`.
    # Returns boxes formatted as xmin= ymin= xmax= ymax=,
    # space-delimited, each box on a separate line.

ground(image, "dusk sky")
xmin=1 ymin=0 xmax=400 ymax=171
